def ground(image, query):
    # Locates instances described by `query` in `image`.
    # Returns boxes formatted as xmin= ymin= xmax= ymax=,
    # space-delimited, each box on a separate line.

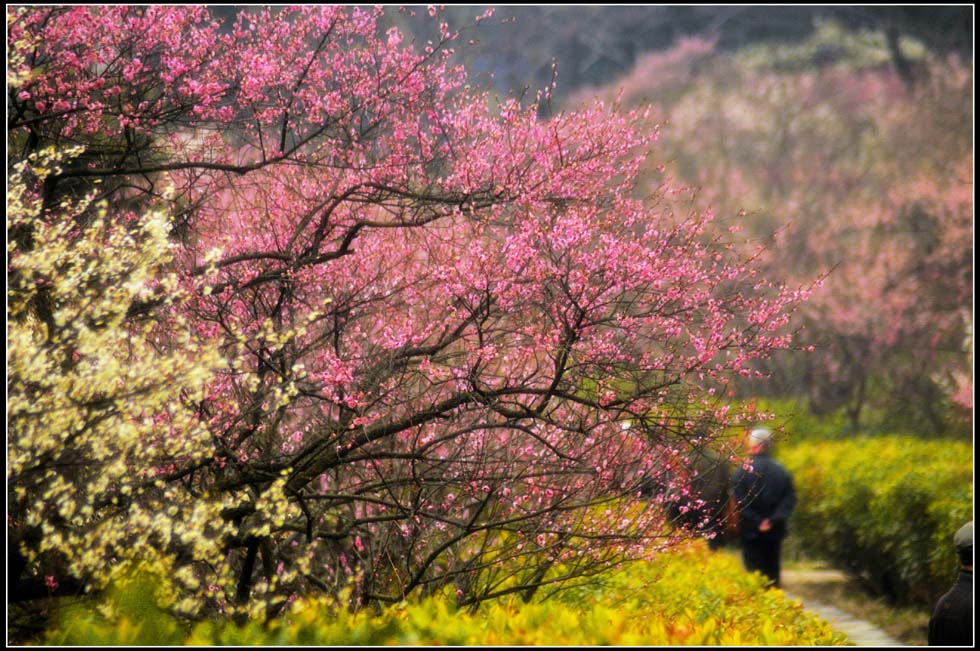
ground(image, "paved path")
xmin=781 ymin=569 xmax=906 ymax=647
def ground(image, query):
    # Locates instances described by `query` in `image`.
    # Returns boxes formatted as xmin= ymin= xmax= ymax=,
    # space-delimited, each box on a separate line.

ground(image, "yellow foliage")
xmin=44 ymin=542 xmax=848 ymax=645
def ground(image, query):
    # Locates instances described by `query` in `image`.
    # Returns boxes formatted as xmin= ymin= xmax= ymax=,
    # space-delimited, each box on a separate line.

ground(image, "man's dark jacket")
xmin=731 ymin=453 xmax=796 ymax=540
xmin=928 ymin=569 xmax=973 ymax=646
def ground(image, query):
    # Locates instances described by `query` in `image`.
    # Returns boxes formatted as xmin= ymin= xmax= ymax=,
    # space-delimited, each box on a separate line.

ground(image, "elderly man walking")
xmin=732 ymin=428 xmax=796 ymax=587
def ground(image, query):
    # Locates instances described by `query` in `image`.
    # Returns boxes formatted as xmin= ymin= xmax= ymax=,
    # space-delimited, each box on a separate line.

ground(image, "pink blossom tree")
xmin=8 ymin=6 xmax=803 ymax=616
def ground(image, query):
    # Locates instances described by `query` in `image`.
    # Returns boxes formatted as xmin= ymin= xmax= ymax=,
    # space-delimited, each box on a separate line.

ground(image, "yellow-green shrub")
xmin=44 ymin=542 xmax=846 ymax=646
xmin=781 ymin=436 xmax=973 ymax=607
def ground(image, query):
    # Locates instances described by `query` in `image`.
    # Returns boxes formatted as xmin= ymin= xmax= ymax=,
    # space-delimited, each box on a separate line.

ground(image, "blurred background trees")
xmin=561 ymin=17 xmax=973 ymax=438
xmin=384 ymin=6 xmax=971 ymax=109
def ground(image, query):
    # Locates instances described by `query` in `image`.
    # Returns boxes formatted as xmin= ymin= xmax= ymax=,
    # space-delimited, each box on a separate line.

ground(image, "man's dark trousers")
xmin=741 ymin=532 xmax=783 ymax=587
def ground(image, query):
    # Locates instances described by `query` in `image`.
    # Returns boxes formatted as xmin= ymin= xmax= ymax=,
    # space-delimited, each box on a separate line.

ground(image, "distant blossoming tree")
xmin=575 ymin=27 xmax=973 ymax=431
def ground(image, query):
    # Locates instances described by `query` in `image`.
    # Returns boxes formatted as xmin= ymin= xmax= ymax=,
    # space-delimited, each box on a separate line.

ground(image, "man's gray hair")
xmin=749 ymin=428 xmax=774 ymax=450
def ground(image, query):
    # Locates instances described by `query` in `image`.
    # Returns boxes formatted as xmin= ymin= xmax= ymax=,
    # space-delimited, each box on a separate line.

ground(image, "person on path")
xmin=731 ymin=428 xmax=796 ymax=587
xmin=928 ymin=520 xmax=973 ymax=646
xmin=684 ymin=447 xmax=734 ymax=550
xmin=658 ymin=446 xmax=734 ymax=550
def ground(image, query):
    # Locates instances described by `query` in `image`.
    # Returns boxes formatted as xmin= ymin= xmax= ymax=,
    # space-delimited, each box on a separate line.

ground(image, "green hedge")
xmin=781 ymin=436 xmax=973 ymax=607
xmin=43 ymin=542 xmax=846 ymax=646
xmin=740 ymin=397 xmax=895 ymax=441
